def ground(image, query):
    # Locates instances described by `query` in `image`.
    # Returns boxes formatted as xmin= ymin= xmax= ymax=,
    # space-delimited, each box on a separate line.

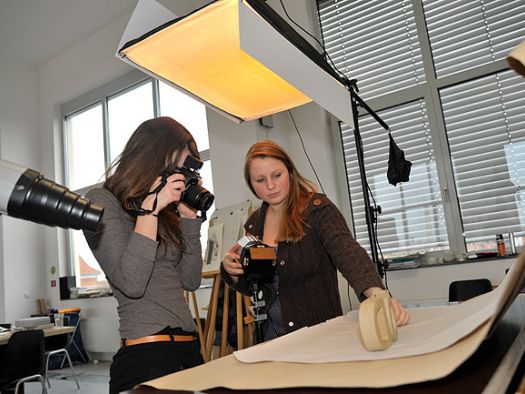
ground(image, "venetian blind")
xmin=318 ymin=0 xmax=444 ymax=256
xmin=424 ymin=0 xmax=525 ymax=78
xmin=318 ymin=0 xmax=425 ymax=100
xmin=441 ymin=70 xmax=525 ymax=251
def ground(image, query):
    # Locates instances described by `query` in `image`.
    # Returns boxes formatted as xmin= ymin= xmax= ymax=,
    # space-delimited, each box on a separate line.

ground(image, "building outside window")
xmin=317 ymin=0 xmax=525 ymax=260
xmin=63 ymin=71 xmax=213 ymax=288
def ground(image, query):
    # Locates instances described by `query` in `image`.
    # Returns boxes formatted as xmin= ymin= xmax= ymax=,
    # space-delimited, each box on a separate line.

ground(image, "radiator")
xmin=80 ymin=317 xmax=119 ymax=353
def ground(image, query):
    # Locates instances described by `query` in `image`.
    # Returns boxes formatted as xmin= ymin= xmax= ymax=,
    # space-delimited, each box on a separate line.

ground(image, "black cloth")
xmin=387 ymin=132 xmax=412 ymax=186
xmin=109 ymin=327 xmax=203 ymax=394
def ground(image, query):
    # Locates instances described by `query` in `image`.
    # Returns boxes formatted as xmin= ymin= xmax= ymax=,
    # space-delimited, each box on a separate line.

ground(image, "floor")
xmin=25 ymin=360 xmax=110 ymax=394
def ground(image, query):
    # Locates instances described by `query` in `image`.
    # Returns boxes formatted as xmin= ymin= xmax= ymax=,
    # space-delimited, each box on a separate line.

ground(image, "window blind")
xmin=341 ymin=100 xmax=448 ymax=256
xmin=441 ymin=70 xmax=525 ymax=251
xmin=318 ymin=0 xmax=425 ymax=100
xmin=424 ymin=0 xmax=525 ymax=78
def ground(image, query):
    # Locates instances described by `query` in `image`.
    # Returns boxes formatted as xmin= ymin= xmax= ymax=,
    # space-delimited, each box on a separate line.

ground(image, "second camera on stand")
xmin=237 ymin=235 xmax=277 ymax=343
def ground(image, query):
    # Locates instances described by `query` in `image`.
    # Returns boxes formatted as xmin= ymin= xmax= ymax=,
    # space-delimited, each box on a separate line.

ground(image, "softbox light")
xmin=116 ymin=0 xmax=353 ymax=126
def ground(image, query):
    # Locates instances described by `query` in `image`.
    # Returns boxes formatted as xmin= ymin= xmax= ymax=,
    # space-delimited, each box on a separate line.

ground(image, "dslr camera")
xmin=162 ymin=155 xmax=215 ymax=213
xmin=238 ymin=235 xmax=277 ymax=283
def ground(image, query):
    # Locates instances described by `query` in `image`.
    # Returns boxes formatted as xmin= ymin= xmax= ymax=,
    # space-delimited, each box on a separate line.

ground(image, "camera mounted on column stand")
xmin=237 ymin=234 xmax=277 ymax=344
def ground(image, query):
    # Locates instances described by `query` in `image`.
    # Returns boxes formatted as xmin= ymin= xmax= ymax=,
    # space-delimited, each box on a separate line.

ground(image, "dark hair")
xmin=105 ymin=117 xmax=199 ymax=249
xmin=244 ymin=140 xmax=316 ymax=242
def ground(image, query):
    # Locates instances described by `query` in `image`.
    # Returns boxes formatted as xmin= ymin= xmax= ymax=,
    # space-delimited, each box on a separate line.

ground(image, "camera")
xmin=164 ymin=155 xmax=214 ymax=213
xmin=238 ymin=235 xmax=276 ymax=283
xmin=237 ymin=234 xmax=277 ymax=343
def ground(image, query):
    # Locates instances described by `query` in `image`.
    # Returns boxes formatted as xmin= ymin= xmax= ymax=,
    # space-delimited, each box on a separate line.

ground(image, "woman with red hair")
xmin=222 ymin=140 xmax=409 ymax=341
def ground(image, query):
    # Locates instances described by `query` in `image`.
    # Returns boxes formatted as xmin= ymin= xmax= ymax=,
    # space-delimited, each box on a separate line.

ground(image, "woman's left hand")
xmin=177 ymin=202 xmax=197 ymax=219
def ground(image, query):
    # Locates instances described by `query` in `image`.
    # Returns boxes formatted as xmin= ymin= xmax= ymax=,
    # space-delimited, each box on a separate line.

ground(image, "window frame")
xmin=61 ymin=69 xmax=211 ymax=283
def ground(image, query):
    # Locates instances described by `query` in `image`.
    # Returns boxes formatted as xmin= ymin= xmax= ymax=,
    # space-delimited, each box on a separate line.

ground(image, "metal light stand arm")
xmin=346 ymin=80 xmax=389 ymax=277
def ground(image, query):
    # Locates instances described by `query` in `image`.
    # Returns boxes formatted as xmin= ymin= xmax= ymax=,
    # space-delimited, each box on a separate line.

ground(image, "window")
xmin=318 ymin=0 xmax=525 ymax=258
xmin=63 ymin=71 xmax=213 ymax=288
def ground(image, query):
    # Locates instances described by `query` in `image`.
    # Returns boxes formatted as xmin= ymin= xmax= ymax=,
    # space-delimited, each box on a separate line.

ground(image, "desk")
xmin=0 ymin=326 xmax=74 ymax=346
xmin=123 ymin=295 xmax=525 ymax=394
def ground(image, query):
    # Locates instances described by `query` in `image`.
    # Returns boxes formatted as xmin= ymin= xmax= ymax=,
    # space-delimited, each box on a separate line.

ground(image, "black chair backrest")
xmin=6 ymin=329 xmax=45 ymax=378
xmin=449 ymin=278 xmax=493 ymax=302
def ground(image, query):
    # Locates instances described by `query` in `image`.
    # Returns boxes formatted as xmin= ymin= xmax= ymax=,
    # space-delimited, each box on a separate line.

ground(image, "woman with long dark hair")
xmin=84 ymin=117 xmax=206 ymax=393
xmin=222 ymin=140 xmax=409 ymax=341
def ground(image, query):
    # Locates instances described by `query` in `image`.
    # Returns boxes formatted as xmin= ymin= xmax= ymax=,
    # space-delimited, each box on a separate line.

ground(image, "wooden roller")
xmin=359 ymin=290 xmax=398 ymax=351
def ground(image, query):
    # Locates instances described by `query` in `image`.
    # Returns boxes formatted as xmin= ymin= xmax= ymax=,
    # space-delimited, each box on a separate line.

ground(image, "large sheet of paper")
xmin=234 ymin=250 xmax=525 ymax=364
xmin=140 ymin=253 xmax=525 ymax=391
xmin=234 ymin=290 xmax=497 ymax=363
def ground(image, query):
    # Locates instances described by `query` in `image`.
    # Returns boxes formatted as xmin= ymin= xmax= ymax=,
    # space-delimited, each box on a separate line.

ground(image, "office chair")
xmin=0 ymin=329 xmax=48 ymax=394
xmin=448 ymin=278 xmax=493 ymax=302
xmin=44 ymin=315 xmax=80 ymax=389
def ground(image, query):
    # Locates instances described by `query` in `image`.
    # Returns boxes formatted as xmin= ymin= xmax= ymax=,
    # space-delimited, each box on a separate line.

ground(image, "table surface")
xmin=123 ymin=295 xmax=525 ymax=394
xmin=0 ymin=325 xmax=74 ymax=346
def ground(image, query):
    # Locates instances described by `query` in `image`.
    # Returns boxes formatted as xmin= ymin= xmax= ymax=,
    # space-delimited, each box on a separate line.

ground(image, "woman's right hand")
xmin=222 ymin=243 xmax=244 ymax=280
xmin=141 ymin=173 xmax=186 ymax=214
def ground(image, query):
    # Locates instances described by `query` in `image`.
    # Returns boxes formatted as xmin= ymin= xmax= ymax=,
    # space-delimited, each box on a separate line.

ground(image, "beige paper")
xmin=138 ymin=252 xmax=525 ymax=391
xmin=142 ymin=321 xmax=491 ymax=391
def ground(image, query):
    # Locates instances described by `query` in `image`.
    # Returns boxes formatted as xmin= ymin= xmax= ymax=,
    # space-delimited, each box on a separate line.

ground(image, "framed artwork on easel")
xmin=202 ymin=200 xmax=259 ymax=275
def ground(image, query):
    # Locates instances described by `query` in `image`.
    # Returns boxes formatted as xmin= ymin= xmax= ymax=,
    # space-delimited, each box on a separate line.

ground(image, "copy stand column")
xmin=249 ymin=281 xmax=267 ymax=344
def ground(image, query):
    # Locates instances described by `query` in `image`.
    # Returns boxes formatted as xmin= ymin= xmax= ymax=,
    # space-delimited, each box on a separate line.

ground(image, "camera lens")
xmin=182 ymin=184 xmax=214 ymax=212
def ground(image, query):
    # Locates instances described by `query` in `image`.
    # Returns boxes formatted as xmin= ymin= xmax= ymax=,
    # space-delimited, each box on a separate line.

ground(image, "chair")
xmin=44 ymin=315 xmax=80 ymax=389
xmin=0 ymin=329 xmax=48 ymax=394
xmin=448 ymin=278 xmax=493 ymax=302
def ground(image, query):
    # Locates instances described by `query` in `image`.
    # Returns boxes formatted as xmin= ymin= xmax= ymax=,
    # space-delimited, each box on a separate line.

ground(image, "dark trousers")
xmin=109 ymin=338 xmax=203 ymax=394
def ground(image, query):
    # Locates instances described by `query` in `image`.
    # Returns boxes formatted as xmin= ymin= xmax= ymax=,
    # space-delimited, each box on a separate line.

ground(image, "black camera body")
xmin=164 ymin=155 xmax=214 ymax=213
xmin=238 ymin=236 xmax=277 ymax=283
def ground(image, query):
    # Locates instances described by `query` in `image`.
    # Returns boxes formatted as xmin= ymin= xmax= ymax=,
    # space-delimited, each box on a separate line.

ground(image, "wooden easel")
xmin=196 ymin=271 xmax=253 ymax=362
xmin=195 ymin=200 xmax=258 ymax=361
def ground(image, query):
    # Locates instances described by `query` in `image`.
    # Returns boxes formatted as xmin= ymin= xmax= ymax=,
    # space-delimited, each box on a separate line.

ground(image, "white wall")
xmin=0 ymin=56 xmax=46 ymax=323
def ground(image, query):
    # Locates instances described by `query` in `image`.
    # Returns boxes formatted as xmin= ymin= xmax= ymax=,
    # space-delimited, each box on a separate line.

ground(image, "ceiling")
xmin=0 ymin=0 xmax=212 ymax=67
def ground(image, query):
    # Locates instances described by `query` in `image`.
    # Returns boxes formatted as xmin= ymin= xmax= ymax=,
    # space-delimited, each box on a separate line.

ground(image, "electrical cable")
xmin=347 ymin=283 xmax=353 ymax=311
xmin=278 ymin=0 xmax=348 ymax=81
xmin=288 ymin=110 xmax=325 ymax=194
xmin=280 ymin=0 xmax=389 ymax=288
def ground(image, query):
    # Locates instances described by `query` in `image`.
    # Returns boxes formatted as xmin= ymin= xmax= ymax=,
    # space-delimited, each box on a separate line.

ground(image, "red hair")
xmin=244 ymin=140 xmax=317 ymax=242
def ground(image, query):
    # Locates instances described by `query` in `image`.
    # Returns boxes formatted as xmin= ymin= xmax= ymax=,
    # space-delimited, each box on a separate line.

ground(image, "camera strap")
xmin=124 ymin=178 xmax=168 ymax=216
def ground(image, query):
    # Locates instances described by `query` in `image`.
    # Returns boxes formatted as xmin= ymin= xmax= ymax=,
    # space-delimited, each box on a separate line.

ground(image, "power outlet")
xmin=23 ymin=292 xmax=29 ymax=299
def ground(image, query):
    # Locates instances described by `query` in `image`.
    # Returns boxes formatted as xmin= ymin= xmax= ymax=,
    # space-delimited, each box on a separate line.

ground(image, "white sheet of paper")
xmin=234 ymin=254 xmax=524 ymax=363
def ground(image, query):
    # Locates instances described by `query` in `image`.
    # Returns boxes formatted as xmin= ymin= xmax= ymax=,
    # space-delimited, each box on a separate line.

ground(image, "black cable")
xmin=279 ymin=0 xmax=389 ymax=289
xmin=278 ymin=0 xmax=348 ymax=81
xmin=347 ymin=283 xmax=353 ymax=311
xmin=287 ymin=110 xmax=325 ymax=194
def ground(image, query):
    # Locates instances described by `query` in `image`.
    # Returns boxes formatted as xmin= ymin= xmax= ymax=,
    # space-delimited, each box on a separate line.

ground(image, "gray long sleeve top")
xmin=83 ymin=187 xmax=203 ymax=339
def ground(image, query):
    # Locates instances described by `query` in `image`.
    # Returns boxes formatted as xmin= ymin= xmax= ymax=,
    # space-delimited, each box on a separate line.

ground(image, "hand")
xmin=142 ymin=173 xmax=186 ymax=214
xmin=177 ymin=202 xmax=197 ymax=219
xmin=222 ymin=243 xmax=244 ymax=281
xmin=363 ymin=287 xmax=410 ymax=327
